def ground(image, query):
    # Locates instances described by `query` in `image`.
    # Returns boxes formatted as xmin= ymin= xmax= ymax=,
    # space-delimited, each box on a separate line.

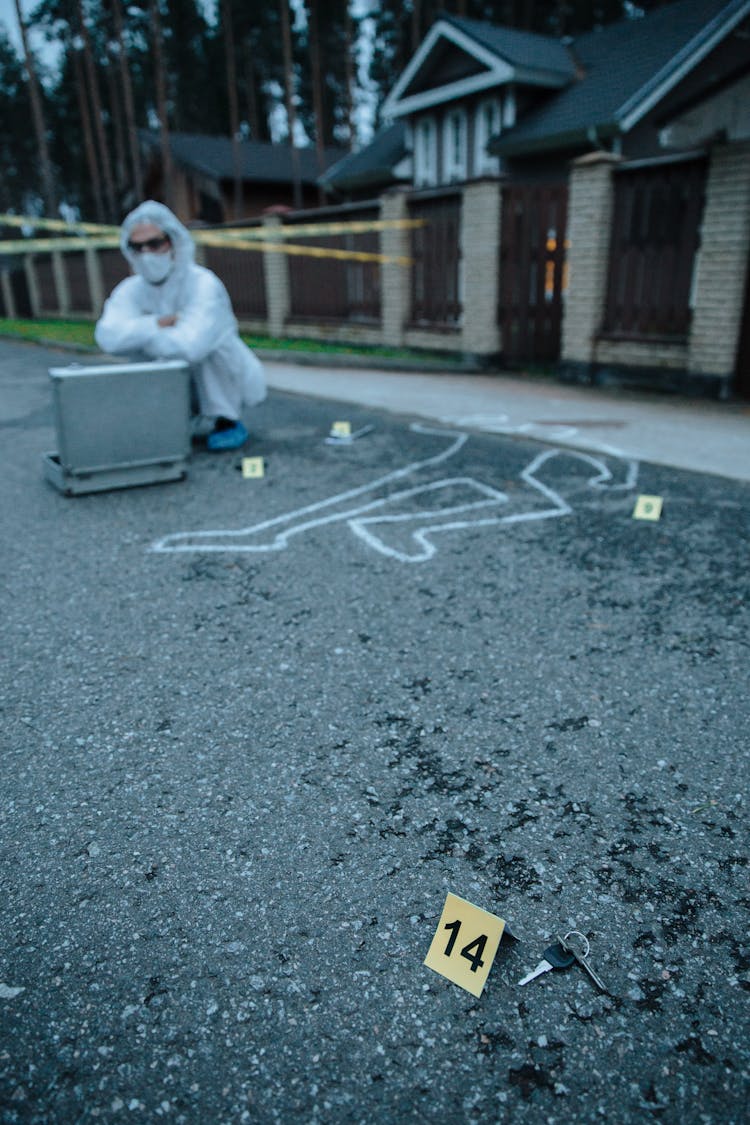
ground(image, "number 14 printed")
xmin=424 ymin=892 xmax=507 ymax=997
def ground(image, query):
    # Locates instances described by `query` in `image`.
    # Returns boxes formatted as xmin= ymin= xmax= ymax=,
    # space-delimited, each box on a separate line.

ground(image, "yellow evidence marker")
xmin=424 ymin=892 xmax=507 ymax=997
xmin=330 ymin=421 xmax=352 ymax=438
xmin=632 ymin=495 xmax=663 ymax=521
xmin=241 ymin=456 xmax=265 ymax=479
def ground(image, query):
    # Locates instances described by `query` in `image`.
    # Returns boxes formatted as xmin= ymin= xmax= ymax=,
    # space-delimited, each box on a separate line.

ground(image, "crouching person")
xmin=95 ymin=200 xmax=266 ymax=451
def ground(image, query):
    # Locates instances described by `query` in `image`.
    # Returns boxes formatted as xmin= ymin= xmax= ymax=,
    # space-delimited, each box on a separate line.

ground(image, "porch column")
xmin=560 ymin=151 xmax=621 ymax=381
xmin=85 ymin=245 xmax=105 ymax=316
xmin=24 ymin=256 xmax=41 ymax=318
xmin=460 ymin=178 xmax=502 ymax=360
xmin=0 ymin=270 xmax=16 ymax=319
xmin=687 ymin=141 xmax=750 ymax=396
xmin=380 ymin=189 xmax=410 ymax=348
xmin=262 ymin=213 xmax=290 ymax=338
xmin=52 ymin=250 xmax=70 ymax=315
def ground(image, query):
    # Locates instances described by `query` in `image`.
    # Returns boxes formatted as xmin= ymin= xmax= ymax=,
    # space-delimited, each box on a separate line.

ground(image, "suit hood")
xmin=120 ymin=200 xmax=196 ymax=275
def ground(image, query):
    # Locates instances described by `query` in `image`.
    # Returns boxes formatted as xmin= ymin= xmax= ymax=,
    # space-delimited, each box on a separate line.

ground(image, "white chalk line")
xmin=150 ymin=425 xmax=639 ymax=563
xmin=440 ymin=413 xmax=640 ymax=475
xmin=151 ymin=423 xmax=466 ymax=553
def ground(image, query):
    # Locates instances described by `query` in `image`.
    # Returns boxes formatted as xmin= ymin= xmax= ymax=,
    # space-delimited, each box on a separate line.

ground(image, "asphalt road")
xmin=1 ymin=341 xmax=749 ymax=1124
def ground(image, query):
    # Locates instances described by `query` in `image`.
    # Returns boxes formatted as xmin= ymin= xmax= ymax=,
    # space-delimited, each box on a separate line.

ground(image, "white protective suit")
xmin=95 ymin=201 xmax=266 ymax=421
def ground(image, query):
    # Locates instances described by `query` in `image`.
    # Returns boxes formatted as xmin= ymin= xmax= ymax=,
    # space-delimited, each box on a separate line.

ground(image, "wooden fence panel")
xmin=498 ymin=182 xmax=568 ymax=364
xmin=36 ymin=256 xmax=58 ymax=312
xmin=287 ymin=208 xmax=381 ymax=323
xmin=204 ymin=245 xmax=267 ymax=320
xmin=603 ymin=159 xmax=707 ymax=339
xmin=99 ymin=249 xmax=130 ymax=299
xmin=408 ymin=192 xmax=462 ymax=328
xmin=65 ymin=252 xmax=92 ymax=313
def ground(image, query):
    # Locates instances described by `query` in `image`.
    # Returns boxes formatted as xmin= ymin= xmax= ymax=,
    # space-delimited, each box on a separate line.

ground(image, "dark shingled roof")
xmin=440 ymin=13 xmax=577 ymax=81
xmin=319 ymin=122 xmax=408 ymax=192
xmin=493 ymin=0 xmax=746 ymax=155
xmin=140 ymin=131 xmax=346 ymax=185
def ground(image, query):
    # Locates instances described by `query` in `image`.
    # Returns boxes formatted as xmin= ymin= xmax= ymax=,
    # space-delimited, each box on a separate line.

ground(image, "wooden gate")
xmin=603 ymin=159 xmax=706 ymax=339
xmin=498 ymin=182 xmax=568 ymax=365
xmin=408 ymin=191 xmax=462 ymax=328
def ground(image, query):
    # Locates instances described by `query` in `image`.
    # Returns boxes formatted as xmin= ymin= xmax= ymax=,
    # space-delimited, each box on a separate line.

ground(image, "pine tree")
xmin=12 ymin=0 xmax=58 ymax=214
xmin=0 ymin=28 xmax=37 ymax=212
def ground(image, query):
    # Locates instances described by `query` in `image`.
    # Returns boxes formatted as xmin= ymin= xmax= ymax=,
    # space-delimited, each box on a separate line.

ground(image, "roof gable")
xmin=382 ymin=16 xmax=574 ymax=119
xmin=407 ymin=41 xmax=488 ymax=98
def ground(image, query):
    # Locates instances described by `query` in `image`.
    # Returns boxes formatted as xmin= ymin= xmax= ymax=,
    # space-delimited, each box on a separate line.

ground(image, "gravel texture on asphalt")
xmin=1 ymin=341 xmax=748 ymax=1124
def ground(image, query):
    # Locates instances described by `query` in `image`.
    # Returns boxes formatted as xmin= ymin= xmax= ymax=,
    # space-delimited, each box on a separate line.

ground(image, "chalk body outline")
xmin=150 ymin=424 xmax=638 ymax=563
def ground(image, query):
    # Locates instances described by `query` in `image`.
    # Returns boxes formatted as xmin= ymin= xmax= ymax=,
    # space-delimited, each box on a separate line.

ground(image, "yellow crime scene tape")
xmin=0 ymin=237 xmax=121 ymax=253
xmin=0 ymin=213 xmax=120 ymax=235
xmin=210 ymin=218 xmax=425 ymax=240
xmin=0 ymin=213 xmax=422 ymax=265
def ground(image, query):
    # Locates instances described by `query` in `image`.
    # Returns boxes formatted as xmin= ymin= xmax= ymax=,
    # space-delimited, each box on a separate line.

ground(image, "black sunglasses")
xmin=127 ymin=234 xmax=171 ymax=253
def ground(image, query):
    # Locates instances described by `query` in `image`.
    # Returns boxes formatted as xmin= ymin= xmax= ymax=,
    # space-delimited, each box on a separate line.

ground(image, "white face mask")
xmin=137 ymin=251 xmax=174 ymax=285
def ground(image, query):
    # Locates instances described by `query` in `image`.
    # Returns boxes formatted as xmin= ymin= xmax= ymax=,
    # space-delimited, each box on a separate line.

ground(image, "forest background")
xmin=1 ymin=0 xmax=672 ymax=223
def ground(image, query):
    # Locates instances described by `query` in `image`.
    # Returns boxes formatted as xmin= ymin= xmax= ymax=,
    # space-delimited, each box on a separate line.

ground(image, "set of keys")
xmin=518 ymin=930 xmax=609 ymax=994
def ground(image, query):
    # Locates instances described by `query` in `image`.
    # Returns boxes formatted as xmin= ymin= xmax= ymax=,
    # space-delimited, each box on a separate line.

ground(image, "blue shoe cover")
xmin=207 ymin=421 xmax=249 ymax=451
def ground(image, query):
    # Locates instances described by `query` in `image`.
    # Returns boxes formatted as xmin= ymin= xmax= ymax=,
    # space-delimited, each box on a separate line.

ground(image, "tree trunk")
xmin=75 ymin=0 xmax=118 ymax=220
xmin=279 ymin=0 xmax=302 ymax=209
xmin=106 ymin=51 xmax=128 ymax=193
xmin=344 ymin=0 xmax=356 ymax=151
xmin=221 ymin=0 xmax=243 ymax=220
xmin=306 ymin=0 xmax=326 ymax=203
xmin=12 ymin=0 xmax=57 ymax=215
xmin=110 ymin=0 xmax=143 ymax=203
xmin=411 ymin=0 xmax=421 ymax=54
xmin=73 ymin=43 xmax=106 ymax=223
xmin=149 ymin=0 xmax=174 ymax=212
xmin=242 ymin=40 xmax=262 ymax=141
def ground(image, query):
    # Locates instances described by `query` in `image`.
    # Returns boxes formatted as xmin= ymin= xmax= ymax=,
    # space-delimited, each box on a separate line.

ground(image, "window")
xmin=442 ymin=109 xmax=467 ymax=183
xmin=414 ymin=117 xmax=438 ymax=187
xmin=474 ymin=98 xmax=501 ymax=176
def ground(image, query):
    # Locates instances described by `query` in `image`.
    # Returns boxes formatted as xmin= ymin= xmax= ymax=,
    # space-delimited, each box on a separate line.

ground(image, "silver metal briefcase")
xmin=43 ymin=358 xmax=191 ymax=495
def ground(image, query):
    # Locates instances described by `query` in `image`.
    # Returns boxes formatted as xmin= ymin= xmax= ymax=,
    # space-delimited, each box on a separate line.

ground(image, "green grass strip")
xmin=0 ymin=317 xmax=456 ymax=366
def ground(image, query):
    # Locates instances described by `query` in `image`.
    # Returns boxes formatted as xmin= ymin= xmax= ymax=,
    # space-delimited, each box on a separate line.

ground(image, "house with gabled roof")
xmin=323 ymin=0 xmax=749 ymax=194
xmin=321 ymin=0 xmax=750 ymax=397
xmin=139 ymin=131 xmax=347 ymax=224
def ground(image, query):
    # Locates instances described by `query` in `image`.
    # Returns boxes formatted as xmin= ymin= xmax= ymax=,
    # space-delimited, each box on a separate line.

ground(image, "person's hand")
xmin=158 ymin=314 xmax=177 ymax=327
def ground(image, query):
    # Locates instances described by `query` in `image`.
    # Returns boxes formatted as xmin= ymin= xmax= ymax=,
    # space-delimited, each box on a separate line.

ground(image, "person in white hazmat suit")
xmin=95 ymin=200 xmax=266 ymax=451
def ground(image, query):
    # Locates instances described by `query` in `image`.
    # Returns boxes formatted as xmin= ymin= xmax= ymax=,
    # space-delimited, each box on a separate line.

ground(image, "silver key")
xmin=559 ymin=930 xmax=609 ymax=994
xmin=518 ymin=941 xmax=574 ymax=986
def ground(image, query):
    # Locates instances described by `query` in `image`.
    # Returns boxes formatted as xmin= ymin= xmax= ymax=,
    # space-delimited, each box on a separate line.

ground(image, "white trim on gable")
xmin=382 ymin=19 xmax=515 ymax=120
xmin=387 ymin=68 xmax=514 ymax=118
xmin=617 ymin=0 xmax=750 ymax=133
xmin=384 ymin=21 xmax=510 ymax=109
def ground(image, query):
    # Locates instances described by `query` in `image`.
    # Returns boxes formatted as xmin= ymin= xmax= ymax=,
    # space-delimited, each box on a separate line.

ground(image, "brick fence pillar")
xmin=380 ymin=189 xmax=410 ymax=348
xmin=24 ymin=256 xmax=41 ymax=318
xmin=687 ymin=141 xmax=750 ymax=396
xmin=560 ymin=151 xmax=621 ymax=380
xmin=262 ymin=213 xmax=290 ymax=338
xmin=460 ymin=178 xmax=502 ymax=360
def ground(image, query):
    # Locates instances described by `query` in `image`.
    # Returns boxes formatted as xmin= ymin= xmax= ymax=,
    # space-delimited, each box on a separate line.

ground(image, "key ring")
xmin=562 ymin=929 xmax=590 ymax=958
